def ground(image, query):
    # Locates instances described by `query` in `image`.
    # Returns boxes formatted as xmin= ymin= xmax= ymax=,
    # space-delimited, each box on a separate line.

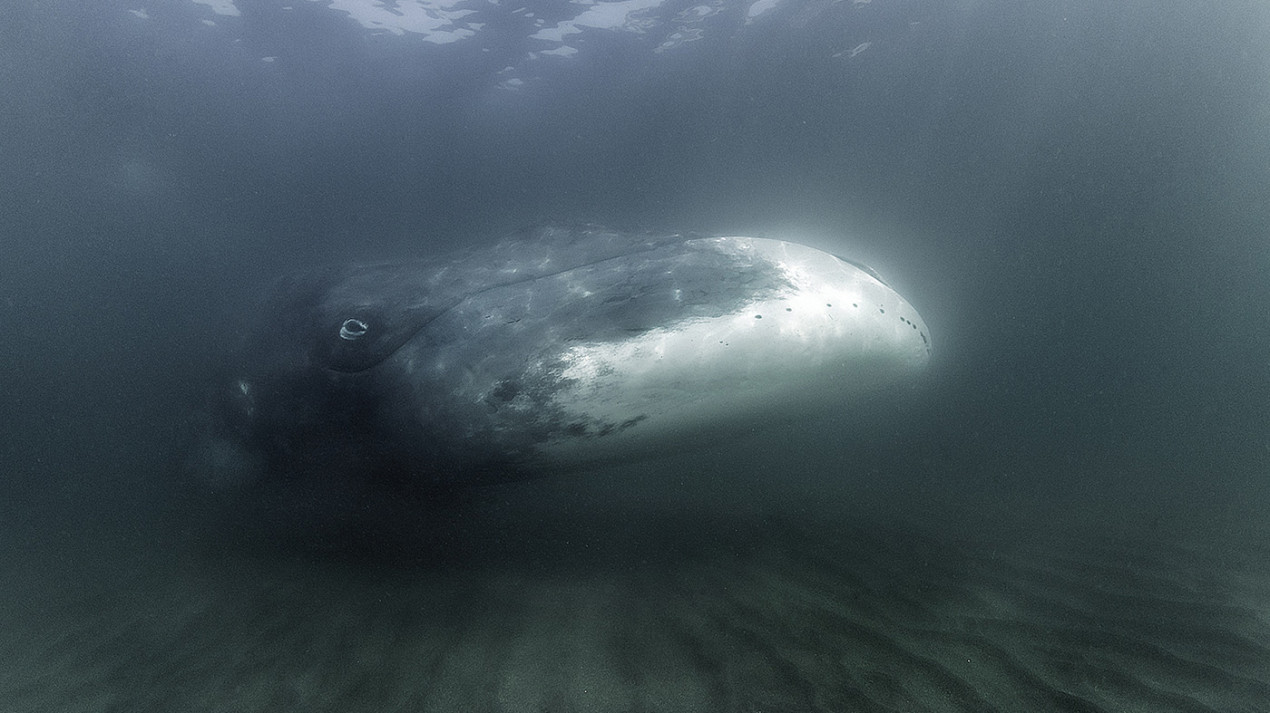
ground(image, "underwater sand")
xmin=2 ymin=476 xmax=1268 ymax=713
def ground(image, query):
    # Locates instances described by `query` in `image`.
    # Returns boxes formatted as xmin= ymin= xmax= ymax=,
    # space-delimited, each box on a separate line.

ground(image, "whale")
xmin=198 ymin=226 xmax=931 ymax=500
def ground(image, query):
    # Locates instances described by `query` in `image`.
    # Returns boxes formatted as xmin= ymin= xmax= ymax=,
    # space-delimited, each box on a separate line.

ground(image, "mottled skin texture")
xmin=209 ymin=226 xmax=929 ymax=498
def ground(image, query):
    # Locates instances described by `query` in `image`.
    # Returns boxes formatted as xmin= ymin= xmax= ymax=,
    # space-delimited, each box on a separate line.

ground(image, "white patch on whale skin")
xmin=537 ymin=237 xmax=930 ymax=466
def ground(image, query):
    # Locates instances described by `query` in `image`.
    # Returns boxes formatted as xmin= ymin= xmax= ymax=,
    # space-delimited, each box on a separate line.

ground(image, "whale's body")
xmin=204 ymin=226 xmax=931 ymax=498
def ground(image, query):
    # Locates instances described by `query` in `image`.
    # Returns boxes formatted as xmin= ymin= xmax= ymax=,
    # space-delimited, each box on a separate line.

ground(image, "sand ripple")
xmin=2 ymin=496 xmax=1268 ymax=712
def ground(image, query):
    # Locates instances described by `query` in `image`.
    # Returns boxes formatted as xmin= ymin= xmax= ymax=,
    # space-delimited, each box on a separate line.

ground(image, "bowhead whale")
xmin=198 ymin=226 xmax=931 ymax=500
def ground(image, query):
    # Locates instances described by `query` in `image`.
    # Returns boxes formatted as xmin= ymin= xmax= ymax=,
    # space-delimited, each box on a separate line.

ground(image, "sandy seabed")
xmin=2 ymin=478 xmax=1268 ymax=713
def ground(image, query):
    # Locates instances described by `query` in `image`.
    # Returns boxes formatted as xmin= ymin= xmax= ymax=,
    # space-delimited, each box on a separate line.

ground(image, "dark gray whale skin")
xmin=200 ymin=225 xmax=931 ymax=500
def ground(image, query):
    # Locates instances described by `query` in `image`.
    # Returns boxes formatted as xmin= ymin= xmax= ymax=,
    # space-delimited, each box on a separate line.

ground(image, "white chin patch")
xmin=538 ymin=237 xmax=930 ymax=465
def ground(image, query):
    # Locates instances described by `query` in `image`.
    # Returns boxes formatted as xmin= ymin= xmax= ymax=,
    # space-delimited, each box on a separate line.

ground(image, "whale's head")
xmin=198 ymin=228 xmax=931 ymax=499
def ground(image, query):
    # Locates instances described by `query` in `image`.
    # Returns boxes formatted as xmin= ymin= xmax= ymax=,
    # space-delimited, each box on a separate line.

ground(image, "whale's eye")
xmin=339 ymin=318 xmax=369 ymax=341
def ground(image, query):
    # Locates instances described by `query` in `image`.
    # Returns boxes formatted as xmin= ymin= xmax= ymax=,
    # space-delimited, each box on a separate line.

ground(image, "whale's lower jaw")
xmin=537 ymin=330 xmax=926 ymax=469
xmin=530 ymin=352 xmax=925 ymax=472
xmin=447 ymin=238 xmax=931 ymax=473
